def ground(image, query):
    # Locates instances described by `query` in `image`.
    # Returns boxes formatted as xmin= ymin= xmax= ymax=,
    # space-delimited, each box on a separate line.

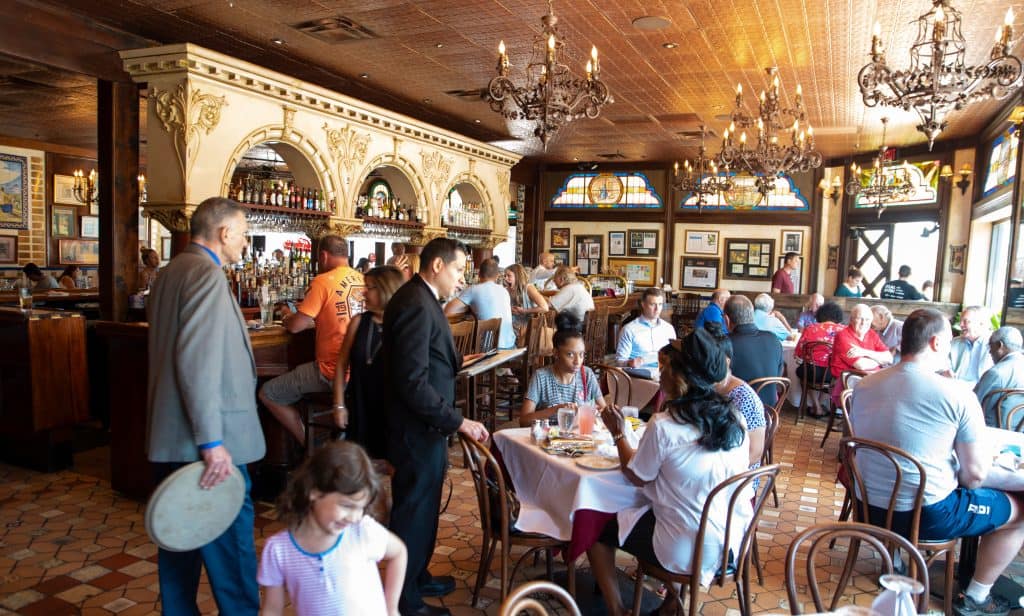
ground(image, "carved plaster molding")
xmin=151 ymin=83 xmax=227 ymax=186
xmin=497 ymin=169 xmax=511 ymax=206
xmin=322 ymin=123 xmax=370 ymax=185
xmin=144 ymin=204 xmax=194 ymax=233
xmin=409 ymin=226 xmax=449 ymax=247
xmin=421 ymin=150 xmax=453 ymax=200
xmin=297 ymin=219 xmax=331 ymax=239
xmin=282 ymin=105 xmax=297 ymax=137
xmin=477 ymin=234 xmax=508 ymax=249
xmin=330 ymin=220 xmax=365 ymax=238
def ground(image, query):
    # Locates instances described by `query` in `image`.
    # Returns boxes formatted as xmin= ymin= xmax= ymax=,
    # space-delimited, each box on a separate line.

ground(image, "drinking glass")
xmin=577 ymin=404 xmax=596 ymax=436
xmin=557 ymin=407 xmax=574 ymax=433
xmin=18 ymin=287 xmax=32 ymax=312
xmin=621 ymin=405 xmax=640 ymax=418
xmin=871 ymin=574 xmax=923 ymax=616
xmin=260 ymin=300 xmax=273 ymax=325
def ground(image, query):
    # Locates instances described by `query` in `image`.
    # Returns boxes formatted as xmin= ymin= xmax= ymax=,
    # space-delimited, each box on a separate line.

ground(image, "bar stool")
xmin=298 ymin=391 xmax=341 ymax=458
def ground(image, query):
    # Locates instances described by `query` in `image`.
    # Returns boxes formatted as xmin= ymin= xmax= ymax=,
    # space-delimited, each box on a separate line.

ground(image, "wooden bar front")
xmin=95 ymin=322 xmax=315 ymax=500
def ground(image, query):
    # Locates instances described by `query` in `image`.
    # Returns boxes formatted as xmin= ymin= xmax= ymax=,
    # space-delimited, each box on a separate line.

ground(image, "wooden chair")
xmin=833 ymin=389 xmax=856 ymax=535
xmin=841 ymin=436 xmax=959 ymax=616
xmin=597 ymin=364 xmax=633 ymax=408
xmin=459 ymin=435 xmax=575 ymax=607
xmin=796 ymin=341 xmax=833 ymax=424
xmin=1004 ymin=402 xmax=1024 ymax=431
xmin=582 ymin=306 xmax=610 ymax=368
xmin=451 ymin=317 xmax=476 ymax=356
xmin=499 ymin=580 xmax=581 ymax=616
xmin=475 ymin=317 xmax=502 ymax=353
xmin=672 ymin=292 xmax=704 ymax=337
xmin=785 ymin=522 xmax=929 ymax=614
xmin=748 ymin=376 xmax=790 ymax=508
xmin=981 ymin=388 xmax=1024 ymax=429
xmin=471 ymin=318 xmax=503 ymax=430
xmin=820 ymin=370 xmax=863 ymax=448
xmin=629 ymin=464 xmax=781 ymax=616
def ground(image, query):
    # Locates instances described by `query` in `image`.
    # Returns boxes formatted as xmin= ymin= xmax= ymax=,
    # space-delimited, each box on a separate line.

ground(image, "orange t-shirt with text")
xmin=297 ymin=266 xmax=364 ymax=380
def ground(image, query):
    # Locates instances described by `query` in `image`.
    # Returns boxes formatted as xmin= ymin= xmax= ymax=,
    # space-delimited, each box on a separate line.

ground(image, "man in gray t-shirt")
xmin=851 ymin=308 xmax=1024 ymax=616
xmin=444 ymin=258 xmax=515 ymax=349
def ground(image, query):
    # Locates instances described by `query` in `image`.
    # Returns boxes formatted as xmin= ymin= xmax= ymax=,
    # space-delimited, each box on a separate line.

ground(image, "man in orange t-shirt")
xmin=258 ymin=235 xmax=364 ymax=445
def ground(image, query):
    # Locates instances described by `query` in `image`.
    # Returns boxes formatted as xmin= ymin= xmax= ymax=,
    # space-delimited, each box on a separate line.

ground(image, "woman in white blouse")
xmin=589 ymin=329 xmax=753 ymax=616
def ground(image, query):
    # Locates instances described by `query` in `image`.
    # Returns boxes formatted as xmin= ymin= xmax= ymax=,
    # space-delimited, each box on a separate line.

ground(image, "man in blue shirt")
xmin=444 ymin=258 xmax=515 ymax=349
xmin=694 ymin=288 xmax=730 ymax=330
xmin=725 ymin=295 xmax=784 ymax=408
xmin=616 ymin=287 xmax=677 ymax=379
xmin=753 ymin=293 xmax=793 ymax=341
xmin=950 ymin=306 xmax=993 ymax=386
xmin=975 ymin=326 xmax=1024 ymax=427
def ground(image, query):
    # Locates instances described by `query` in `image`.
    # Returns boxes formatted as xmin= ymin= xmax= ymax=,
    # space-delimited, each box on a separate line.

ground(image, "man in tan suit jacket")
xmin=147 ymin=197 xmax=264 ymax=615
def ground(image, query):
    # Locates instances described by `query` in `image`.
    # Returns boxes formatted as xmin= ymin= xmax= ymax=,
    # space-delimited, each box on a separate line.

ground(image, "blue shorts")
xmin=868 ymin=487 xmax=1012 ymax=541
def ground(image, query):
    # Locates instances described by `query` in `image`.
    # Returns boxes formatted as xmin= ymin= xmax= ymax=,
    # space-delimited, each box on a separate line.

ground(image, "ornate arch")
xmin=441 ymin=171 xmax=498 ymax=231
xmin=349 ymin=153 xmax=429 ymax=220
xmin=218 ymin=124 xmax=334 ymax=207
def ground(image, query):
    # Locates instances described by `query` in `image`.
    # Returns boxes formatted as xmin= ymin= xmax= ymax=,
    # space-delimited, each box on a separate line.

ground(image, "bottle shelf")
xmin=443 ymin=224 xmax=490 ymax=236
xmin=242 ymin=202 xmax=331 ymax=218
xmin=359 ymin=216 xmax=425 ymax=229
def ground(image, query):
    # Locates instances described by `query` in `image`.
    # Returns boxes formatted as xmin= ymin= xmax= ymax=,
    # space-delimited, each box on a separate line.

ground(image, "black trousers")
xmin=388 ymin=428 xmax=448 ymax=614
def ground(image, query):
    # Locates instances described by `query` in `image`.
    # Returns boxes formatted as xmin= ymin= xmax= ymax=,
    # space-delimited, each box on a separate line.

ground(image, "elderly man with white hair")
xmin=830 ymin=304 xmax=893 ymax=406
xmin=870 ymin=305 xmax=904 ymax=356
xmin=796 ymin=293 xmax=824 ymax=330
xmin=950 ymin=306 xmax=994 ymax=386
xmin=975 ymin=326 xmax=1024 ymax=427
xmin=753 ymin=293 xmax=793 ymax=341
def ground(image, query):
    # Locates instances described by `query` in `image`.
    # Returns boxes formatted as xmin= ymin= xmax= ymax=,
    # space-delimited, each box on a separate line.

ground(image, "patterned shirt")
xmin=796 ymin=322 xmax=845 ymax=367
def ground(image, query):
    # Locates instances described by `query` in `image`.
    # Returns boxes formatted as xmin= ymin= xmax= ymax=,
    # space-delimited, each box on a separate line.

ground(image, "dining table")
xmin=781 ymin=339 xmax=802 ymax=407
xmin=491 ymin=427 xmax=646 ymax=561
xmin=458 ymin=347 xmax=526 ymax=432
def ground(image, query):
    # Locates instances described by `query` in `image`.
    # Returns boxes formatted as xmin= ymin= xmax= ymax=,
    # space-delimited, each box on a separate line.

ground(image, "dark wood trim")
xmin=0 ymin=136 xmax=97 ymax=159
xmin=543 ymin=209 xmax=666 ymax=223
xmin=1003 ymin=119 xmax=1024 ymax=321
xmin=808 ymin=167 xmax=823 ymax=293
xmin=845 ymin=207 xmax=942 ymax=225
xmin=662 ymin=163 xmax=675 ymax=285
xmin=97 ymin=80 xmax=140 ymax=322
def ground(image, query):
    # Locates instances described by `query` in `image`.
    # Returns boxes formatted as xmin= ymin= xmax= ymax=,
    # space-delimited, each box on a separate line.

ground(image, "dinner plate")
xmin=575 ymin=454 xmax=619 ymax=471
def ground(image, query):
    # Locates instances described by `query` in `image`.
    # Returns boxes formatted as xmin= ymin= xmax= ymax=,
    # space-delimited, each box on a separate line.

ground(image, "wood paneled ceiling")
xmin=15 ymin=0 xmax=1024 ymax=163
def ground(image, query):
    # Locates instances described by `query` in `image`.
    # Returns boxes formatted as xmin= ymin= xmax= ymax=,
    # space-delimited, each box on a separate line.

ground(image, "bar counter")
xmin=95 ymin=321 xmax=315 ymax=500
xmin=0 ymin=307 xmax=90 ymax=470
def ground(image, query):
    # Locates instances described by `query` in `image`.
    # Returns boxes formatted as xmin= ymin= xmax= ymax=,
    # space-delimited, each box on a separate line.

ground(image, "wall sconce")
xmin=818 ymin=176 xmax=842 ymax=202
xmin=138 ymin=174 xmax=147 ymax=203
xmin=73 ymin=169 xmax=97 ymax=208
xmin=940 ymin=163 xmax=973 ymax=196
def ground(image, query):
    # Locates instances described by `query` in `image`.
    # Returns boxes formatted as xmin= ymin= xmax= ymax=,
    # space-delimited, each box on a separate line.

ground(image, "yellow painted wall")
xmin=542 ymin=220 xmax=666 ymax=285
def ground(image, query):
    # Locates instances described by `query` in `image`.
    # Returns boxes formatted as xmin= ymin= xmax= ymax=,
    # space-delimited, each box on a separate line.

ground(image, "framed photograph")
xmin=949 ymin=244 xmax=967 ymax=274
xmin=0 ymin=152 xmax=29 ymax=230
xmin=680 ymin=256 xmax=719 ymax=290
xmin=58 ymin=239 xmax=99 ymax=265
xmin=161 ymin=236 xmax=172 ymax=261
xmin=53 ymin=173 xmax=80 ymax=205
xmin=550 ymin=249 xmax=569 ymax=266
xmin=607 ymin=257 xmax=658 ymax=287
xmin=684 ymin=229 xmax=719 ymax=254
xmin=574 ymin=234 xmax=602 ymax=274
xmin=627 ymin=229 xmax=659 ymax=257
xmin=578 ymin=259 xmax=590 ymax=275
xmin=80 ymin=215 xmax=99 ymax=239
xmin=781 ymin=229 xmax=804 ymax=254
xmin=827 ymin=245 xmax=840 ymax=270
xmin=0 ymin=235 xmax=17 ymax=264
xmin=724 ymin=238 xmax=775 ymax=280
xmin=778 ymin=255 xmax=802 ymax=292
xmin=608 ymin=231 xmax=626 ymax=256
xmin=550 ymin=227 xmax=570 ymax=248
xmin=52 ymin=206 xmax=77 ymax=238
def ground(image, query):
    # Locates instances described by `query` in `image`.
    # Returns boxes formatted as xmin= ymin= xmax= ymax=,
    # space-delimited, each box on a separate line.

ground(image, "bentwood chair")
xmin=459 ymin=435 xmax=575 ymax=607
xmin=842 ymin=437 xmax=959 ymax=615
xmin=749 ymin=376 xmax=791 ymax=506
xmin=597 ymin=364 xmax=633 ymax=408
xmin=981 ymin=388 xmax=1024 ymax=429
xmin=785 ymin=522 xmax=929 ymax=614
xmin=499 ymin=580 xmax=581 ymax=616
xmin=832 ymin=390 xmax=856 ymax=539
xmin=629 ymin=464 xmax=781 ymax=616
xmin=582 ymin=306 xmax=610 ymax=369
xmin=820 ymin=370 xmax=864 ymax=448
xmin=796 ymin=341 xmax=833 ymax=424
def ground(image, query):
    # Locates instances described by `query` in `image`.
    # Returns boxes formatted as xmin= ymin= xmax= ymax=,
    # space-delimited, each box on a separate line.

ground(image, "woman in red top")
xmin=794 ymin=301 xmax=845 ymax=417
xmin=829 ymin=303 xmax=893 ymax=405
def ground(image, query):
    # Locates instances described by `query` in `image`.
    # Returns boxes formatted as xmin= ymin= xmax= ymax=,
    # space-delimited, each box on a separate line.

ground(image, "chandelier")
xmin=846 ymin=118 xmax=916 ymax=218
xmin=487 ymin=1 xmax=611 ymax=148
xmin=716 ymin=67 xmax=822 ymax=201
xmin=859 ymin=1 xmax=1022 ymax=150
xmin=673 ymin=127 xmax=732 ymax=212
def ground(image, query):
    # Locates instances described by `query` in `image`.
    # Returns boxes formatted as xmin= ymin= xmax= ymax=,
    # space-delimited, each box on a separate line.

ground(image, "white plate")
xmin=574 ymin=454 xmax=620 ymax=471
xmin=145 ymin=461 xmax=245 ymax=552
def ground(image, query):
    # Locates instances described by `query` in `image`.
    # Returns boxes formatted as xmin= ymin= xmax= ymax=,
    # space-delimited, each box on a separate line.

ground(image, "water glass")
xmin=621 ymin=405 xmax=639 ymax=419
xmin=871 ymin=574 xmax=923 ymax=616
xmin=557 ymin=407 xmax=574 ymax=433
xmin=260 ymin=301 xmax=273 ymax=325
xmin=18 ymin=287 xmax=32 ymax=312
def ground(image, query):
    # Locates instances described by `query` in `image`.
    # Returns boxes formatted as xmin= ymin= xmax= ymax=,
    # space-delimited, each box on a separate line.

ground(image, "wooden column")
xmin=98 ymin=80 xmax=140 ymax=322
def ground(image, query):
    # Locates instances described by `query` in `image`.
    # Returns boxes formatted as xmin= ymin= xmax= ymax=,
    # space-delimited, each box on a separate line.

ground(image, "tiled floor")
xmin=2 ymin=411 xmax=1022 ymax=615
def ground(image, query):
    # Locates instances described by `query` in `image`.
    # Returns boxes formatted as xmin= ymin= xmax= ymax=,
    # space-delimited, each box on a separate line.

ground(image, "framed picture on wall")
xmin=608 ymin=231 xmax=626 ymax=256
xmin=574 ymin=234 xmax=602 ymax=274
xmin=827 ymin=245 xmax=840 ymax=270
xmin=627 ymin=229 xmax=658 ymax=256
xmin=949 ymin=244 xmax=966 ymax=274
xmin=0 ymin=235 xmax=17 ymax=264
xmin=684 ymin=229 xmax=719 ymax=254
xmin=53 ymin=174 xmax=79 ymax=205
xmin=1 ymin=153 xmax=29 ymax=230
xmin=550 ymin=249 xmax=569 ymax=266
xmin=724 ymin=238 xmax=775 ymax=280
xmin=777 ymin=255 xmax=802 ymax=292
xmin=80 ymin=215 xmax=99 ymax=238
xmin=607 ymin=257 xmax=658 ymax=286
xmin=161 ymin=236 xmax=172 ymax=261
xmin=781 ymin=229 xmax=804 ymax=254
xmin=52 ymin=206 xmax=77 ymax=238
xmin=680 ymin=256 xmax=719 ymax=290
xmin=550 ymin=227 xmax=570 ymax=248
xmin=59 ymin=239 xmax=99 ymax=265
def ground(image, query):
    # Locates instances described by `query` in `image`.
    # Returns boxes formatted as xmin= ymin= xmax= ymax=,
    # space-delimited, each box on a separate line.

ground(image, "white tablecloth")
xmin=981 ymin=427 xmax=1024 ymax=492
xmin=492 ymin=428 xmax=646 ymax=541
xmin=782 ymin=340 xmax=801 ymax=407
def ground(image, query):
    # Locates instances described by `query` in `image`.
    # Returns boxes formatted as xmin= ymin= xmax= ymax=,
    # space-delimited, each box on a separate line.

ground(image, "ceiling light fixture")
xmin=662 ymin=42 xmax=678 ymax=49
xmin=486 ymin=0 xmax=611 ymax=148
xmin=672 ymin=126 xmax=732 ymax=212
xmin=359 ymin=73 xmax=369 ymax=79
xmin=716 ymin=67 xmax=822 ymax=202
xmin=846 ymin=117 xmax=915 ymax=218
xmin=859 ymin=2 xmax=1022 ymax=149
xmin=271 ymin=38 xmax=284 ymax=45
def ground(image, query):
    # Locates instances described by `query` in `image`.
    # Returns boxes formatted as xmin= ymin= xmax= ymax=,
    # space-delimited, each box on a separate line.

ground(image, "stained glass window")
xmin=852 ymin=160 xmax=940 ymax=209
xmin=678 ymin=174 xmax=810 ymax=211
xmin=549 ymin=172 xmax=662 ymax=209
xmin=983 ymin=125 xmax=1018 ymax=198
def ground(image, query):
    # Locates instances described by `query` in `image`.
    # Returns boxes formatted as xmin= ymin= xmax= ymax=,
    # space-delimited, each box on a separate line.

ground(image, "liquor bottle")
xmin=317 ymin=190 xmax=324 ymax=212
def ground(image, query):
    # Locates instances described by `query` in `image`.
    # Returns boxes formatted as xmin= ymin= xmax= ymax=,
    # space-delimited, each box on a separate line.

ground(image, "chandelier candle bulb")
xmin=591 ymin=46 xmax=599 ymax=73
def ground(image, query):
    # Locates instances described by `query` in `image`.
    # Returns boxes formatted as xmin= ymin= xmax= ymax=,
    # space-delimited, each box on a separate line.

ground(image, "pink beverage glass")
xmin=577 ymin=404 xmax=595 ymax=436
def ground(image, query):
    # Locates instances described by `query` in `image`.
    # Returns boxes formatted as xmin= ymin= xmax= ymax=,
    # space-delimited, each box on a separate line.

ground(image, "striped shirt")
xmin=526 ymin=365 xmax=601 ymax=410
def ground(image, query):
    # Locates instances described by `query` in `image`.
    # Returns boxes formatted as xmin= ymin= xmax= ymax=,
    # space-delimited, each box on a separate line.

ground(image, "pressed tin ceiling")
xmin=15 ymin=0 xmax=1024 ymax=163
